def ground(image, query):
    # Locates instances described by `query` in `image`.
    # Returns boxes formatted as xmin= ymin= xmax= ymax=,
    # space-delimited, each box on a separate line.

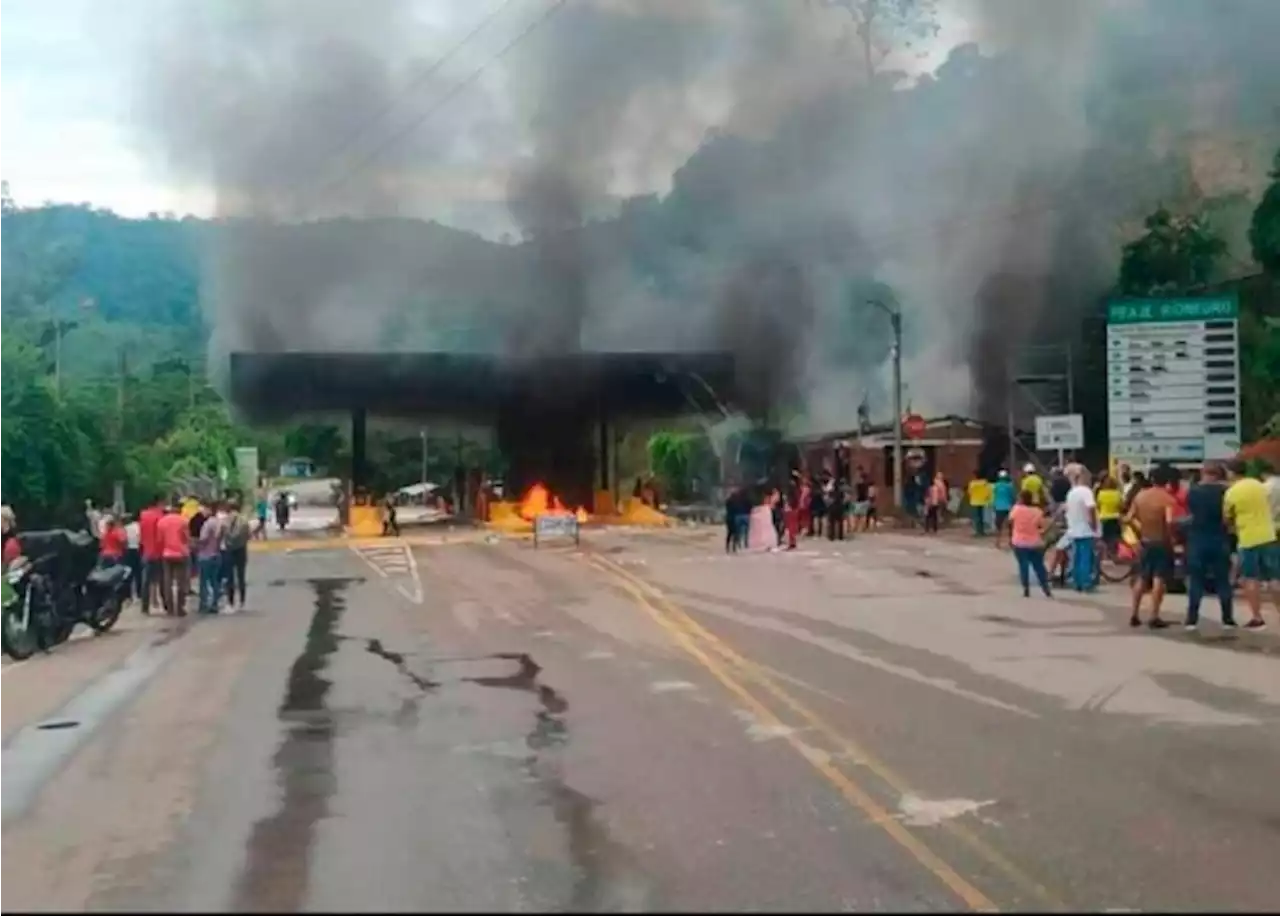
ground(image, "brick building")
xmin=792 ymin=415 xmax=989 ymax=515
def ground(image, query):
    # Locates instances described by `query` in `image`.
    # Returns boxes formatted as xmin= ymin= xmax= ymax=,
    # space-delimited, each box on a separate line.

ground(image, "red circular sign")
xmin=903 ymin=414 xmax=927 ymax=439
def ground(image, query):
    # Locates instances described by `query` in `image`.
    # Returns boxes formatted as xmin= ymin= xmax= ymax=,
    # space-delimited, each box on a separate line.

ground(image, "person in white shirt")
xmin=124 ymin=514 xmax=143 ymax=602
xmin=1263 ymin=464 xmax=1280 ymax=526
xmin=1064 ymin=467 xmax=1099 ymax=592
xmin=85 ymin=499 xmax=103 ymax=537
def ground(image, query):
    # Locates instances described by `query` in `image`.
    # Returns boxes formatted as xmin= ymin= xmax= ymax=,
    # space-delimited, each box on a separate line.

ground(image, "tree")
xmin=1117 ymin=206 xmax=1227 ymax=295
xmin=1249 ymin=149 xmax=1280 ymax=274
xmin=822 ymin=0 xmax=941 ymax=83
xmin=647 ymin=430 xmax=718 ymax=501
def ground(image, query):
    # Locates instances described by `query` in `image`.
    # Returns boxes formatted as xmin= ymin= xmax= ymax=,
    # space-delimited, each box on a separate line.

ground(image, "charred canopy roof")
xmin=228 ymin=351 xmax=741 ymax=423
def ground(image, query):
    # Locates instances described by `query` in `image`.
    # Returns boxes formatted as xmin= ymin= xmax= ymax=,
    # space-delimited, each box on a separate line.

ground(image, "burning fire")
xmin=517 ymin=483 xmax=589 ymax=524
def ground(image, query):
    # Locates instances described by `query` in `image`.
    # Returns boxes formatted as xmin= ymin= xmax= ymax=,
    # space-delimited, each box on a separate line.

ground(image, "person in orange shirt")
xmin=138 ymin=497 xmax=166 ymax=614
xmin=1007 ymin=489 xmax=1053 ymax=597
xmin=156 ymin=501 xmax=191 ymax=616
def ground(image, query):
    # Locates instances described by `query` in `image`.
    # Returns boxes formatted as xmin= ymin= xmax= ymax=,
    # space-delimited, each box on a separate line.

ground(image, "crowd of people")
xmin=2 ymin=496 xmax=257 ymax=617
xmin=717 ymin=456 xmax=1280 ymax=633
xmin=996 ymin=458 xmax=1279 ymax=631
xmin=722 ymin=469 xmax=878 ymax=553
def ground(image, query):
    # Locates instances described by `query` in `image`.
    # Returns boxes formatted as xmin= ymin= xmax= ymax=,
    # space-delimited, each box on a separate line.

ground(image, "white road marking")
xmin=745 ymin=722 xmax=799 ymax=742
xmin=896 ymin=794 xmax=996 ymax=827
xmin=349 ymin=542 xmax=424 ymax=606
xmin=732 ymin=708 xmax=802 ymax=742
xmin=649 ymin=680 xmax=698 ymax=693
xmin=396 ymin=543 xmax=423 ymax=605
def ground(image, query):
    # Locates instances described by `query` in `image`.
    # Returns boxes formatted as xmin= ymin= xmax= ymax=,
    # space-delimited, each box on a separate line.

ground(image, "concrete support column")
xmin=351 ymin=407 xmax=368 ymax=493
xmin=598 ymin=417 xmax=610 ymax=492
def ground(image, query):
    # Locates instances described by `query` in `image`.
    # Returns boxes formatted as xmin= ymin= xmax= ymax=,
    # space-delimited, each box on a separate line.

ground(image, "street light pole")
xmin=869 ymin=300 xmax=905 ymax=510
xmin=420 ymin=428 xmax=429 ymax=505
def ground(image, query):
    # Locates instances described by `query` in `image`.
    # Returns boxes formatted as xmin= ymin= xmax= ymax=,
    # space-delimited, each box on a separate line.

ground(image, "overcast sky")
xmin=1 ymin=0 xmax=499 ymax=218
xmin=1 ymin=0 xmax=969 ymax=231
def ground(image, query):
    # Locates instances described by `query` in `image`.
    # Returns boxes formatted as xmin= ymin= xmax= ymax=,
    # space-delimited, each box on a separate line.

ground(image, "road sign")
xmin=533 ymin=513 xmax=580 ymax=548
xmin=1106 ymin=297 xmax=1240 ymax=464
xmin=903 ymin=414 xmax=927 ymax=439
xmin=1034 ymin=414 xmax=1084 ymax=451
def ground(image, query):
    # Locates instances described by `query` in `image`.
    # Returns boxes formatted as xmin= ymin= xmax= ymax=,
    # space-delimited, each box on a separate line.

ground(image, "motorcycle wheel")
xmin=4 ymin=592 xmax=39 ymax=661
xmin=50 ymin=617 xmax=75 ymax=646
xmin=88 ymin=594 xmax=123 ymax=633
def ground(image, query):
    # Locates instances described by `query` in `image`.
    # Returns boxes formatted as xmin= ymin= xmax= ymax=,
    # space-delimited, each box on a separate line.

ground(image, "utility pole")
xmin=869 ymin=299 xmax=905 ymax=510
xmin=1065 ymin=342 xmax=1076 ymax=462
xmin=51 ymin=298 xmax=95 ymax=399
xmin=116 ymin=346 xmax=127 ymax=433
xmin=420 ymin=428 xmax=429 ymax=505
xmin=54 ymin=320 xmax=64 ymax=398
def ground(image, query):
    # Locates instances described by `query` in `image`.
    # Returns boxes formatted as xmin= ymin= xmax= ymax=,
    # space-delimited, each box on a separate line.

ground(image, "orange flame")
xmin=517 ymin=482 xmax=590 ymax=524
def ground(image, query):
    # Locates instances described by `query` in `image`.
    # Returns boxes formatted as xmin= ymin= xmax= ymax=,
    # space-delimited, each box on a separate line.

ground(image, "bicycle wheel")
xmin=1099 ymin=541 xmax=1135 ymax=583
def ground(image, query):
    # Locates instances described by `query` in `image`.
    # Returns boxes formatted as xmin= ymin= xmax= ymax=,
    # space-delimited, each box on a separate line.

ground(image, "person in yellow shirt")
xmin=1019 ymin=463 xmax=1045 ymax=507
xmin=966 ymin=470 xmax=993 ymax=536
xmin=1095 ymin=472 xmax=1124 ymax=550
xmin=1225 ymin=459 xmax=1277 ymax=630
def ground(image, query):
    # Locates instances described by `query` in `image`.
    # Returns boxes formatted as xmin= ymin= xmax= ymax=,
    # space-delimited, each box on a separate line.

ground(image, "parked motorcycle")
xmin=2 ymin=529 xmax=132 ymax=661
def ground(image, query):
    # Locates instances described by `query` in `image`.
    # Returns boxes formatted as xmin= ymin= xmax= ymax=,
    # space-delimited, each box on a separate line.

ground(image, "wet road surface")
xmin=2 ymin=529 xmax=1278 ymax=912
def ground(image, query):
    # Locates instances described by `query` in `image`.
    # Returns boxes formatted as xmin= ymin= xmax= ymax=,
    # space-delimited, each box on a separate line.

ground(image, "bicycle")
xmin=1099 ymin=523 xmax=1138 ymax=584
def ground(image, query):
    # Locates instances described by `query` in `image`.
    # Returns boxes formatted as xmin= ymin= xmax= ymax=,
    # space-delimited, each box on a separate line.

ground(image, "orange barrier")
xmin=347 ymin=504 xmax=383 ymax=537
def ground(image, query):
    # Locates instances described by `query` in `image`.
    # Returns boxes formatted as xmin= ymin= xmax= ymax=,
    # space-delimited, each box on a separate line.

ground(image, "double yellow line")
xmin=584 ymin=550 xmax=1065 ymax=913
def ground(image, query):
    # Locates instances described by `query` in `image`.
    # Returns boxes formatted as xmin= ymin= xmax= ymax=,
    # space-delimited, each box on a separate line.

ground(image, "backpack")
xmin=224 ymin=514 xmax=252 ymax=549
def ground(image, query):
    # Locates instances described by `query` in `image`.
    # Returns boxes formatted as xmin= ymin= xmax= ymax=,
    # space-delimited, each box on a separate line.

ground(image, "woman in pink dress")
xmin=747 ymin=489 xmax=779 ymax=551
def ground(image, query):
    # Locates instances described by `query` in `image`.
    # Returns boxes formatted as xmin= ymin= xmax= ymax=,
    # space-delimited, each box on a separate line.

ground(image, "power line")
xmin=312 ymin=0 xmax=570 ymax=208
xmin=300 ymin=0 xmax=527 ymax=212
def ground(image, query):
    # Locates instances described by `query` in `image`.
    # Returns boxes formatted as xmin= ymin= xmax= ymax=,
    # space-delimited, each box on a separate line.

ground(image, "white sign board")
xmin=1035 ymin=414 xmax=1084 ymax=451
xmin=1106 ymin=298 xmax=1240 ymax=464
xmin=533 ymin=513 xmax=580 ymax=548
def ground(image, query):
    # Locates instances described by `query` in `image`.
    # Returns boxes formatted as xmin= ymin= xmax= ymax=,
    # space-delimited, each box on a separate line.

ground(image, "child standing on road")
xmin=1008 ymin=490 xmax=1052 ymax=598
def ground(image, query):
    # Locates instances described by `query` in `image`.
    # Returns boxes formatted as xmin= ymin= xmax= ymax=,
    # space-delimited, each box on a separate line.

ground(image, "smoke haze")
xmin=134 ymin=0 xmax=1280 ymax=426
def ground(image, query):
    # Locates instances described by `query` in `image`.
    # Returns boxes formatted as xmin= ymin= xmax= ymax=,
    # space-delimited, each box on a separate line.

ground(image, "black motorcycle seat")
xmin=87 ymin=565 xmax=130 ymax=587
xmin=66 ymin=530 xmax=98 ymax=551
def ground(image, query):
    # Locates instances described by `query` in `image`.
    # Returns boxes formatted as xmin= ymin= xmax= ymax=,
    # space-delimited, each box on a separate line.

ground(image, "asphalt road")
xmin=2 ymin=527 xmax=1278 ymax=912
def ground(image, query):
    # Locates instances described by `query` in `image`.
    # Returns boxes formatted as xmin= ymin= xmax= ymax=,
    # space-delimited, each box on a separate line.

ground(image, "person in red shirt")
xmin=138 ymin=498 xmax=166 ymax=615
xmin=2 ymin=505 xmax=21 ymax=567
xmin=98 ymin=514 xmax=128 ymax=563
xmin=156 ymin=502 xmax=191 ymax=616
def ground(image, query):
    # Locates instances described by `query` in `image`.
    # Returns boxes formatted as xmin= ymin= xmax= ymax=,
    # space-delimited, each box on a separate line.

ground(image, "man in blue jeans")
xmin=1184 ymin=462 xmax=1236 ymax=629
xmin=1063 ymin=467 xmax=1099 ymax=592
xmin=193 ymin=504 xmax=225 ymax=614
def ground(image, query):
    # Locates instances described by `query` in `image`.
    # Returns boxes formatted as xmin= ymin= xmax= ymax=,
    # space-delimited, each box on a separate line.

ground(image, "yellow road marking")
xmin=585 ymin=554 xmax=999 ymax=912
xmin=587 ymin=551 xmax=1065 ymax=912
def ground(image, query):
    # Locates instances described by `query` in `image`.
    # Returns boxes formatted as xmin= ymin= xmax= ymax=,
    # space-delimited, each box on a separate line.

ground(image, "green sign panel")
xmin=1106 ymin=296 xmax=1238 ymax=325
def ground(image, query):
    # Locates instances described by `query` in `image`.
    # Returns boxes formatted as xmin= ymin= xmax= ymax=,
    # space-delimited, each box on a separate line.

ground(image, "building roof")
xmin=790 ymin=414 xmax=997 ymax=445
xmin=228 ymin=351 xmax=740 ymax=423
